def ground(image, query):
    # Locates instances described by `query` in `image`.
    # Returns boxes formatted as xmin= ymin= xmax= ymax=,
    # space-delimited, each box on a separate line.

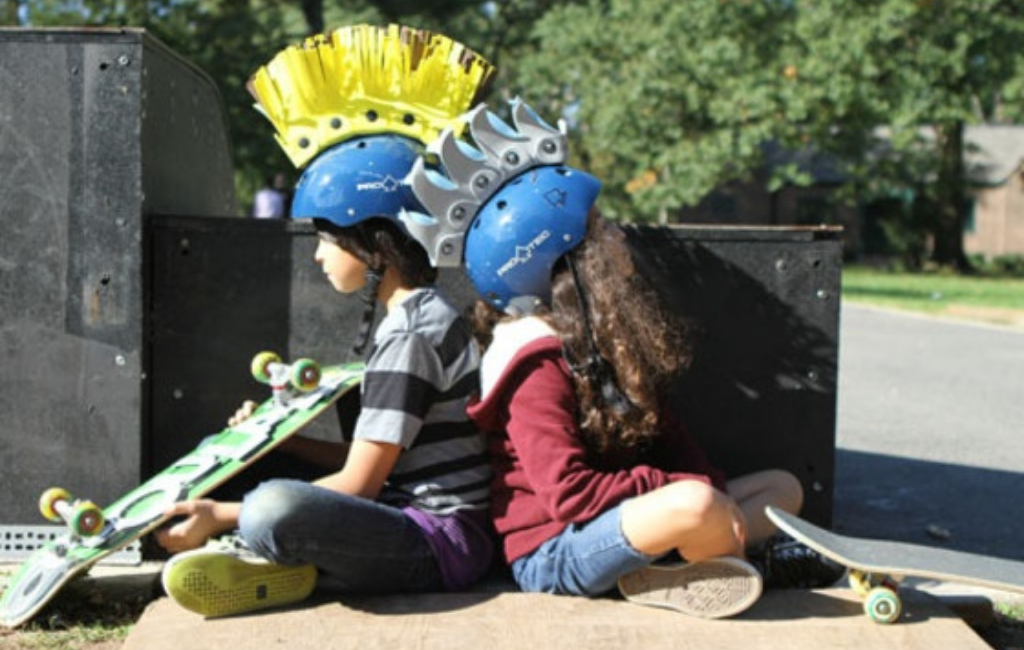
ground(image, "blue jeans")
xmin=510 ymin=504 xmax=658 ymax=596
xmin=238 ymin=479 xmax=443 ymax=593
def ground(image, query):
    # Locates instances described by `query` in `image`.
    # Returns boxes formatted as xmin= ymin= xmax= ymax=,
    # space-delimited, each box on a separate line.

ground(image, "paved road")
xmin=833 ymin=304 xmax=1024 ymax=560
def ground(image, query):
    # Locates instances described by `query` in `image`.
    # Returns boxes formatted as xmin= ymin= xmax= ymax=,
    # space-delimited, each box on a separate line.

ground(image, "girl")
xmin=155 ymin=26 xmax=496 ymax=618
xmin=406 ymin=100 xmax=843 ymax=619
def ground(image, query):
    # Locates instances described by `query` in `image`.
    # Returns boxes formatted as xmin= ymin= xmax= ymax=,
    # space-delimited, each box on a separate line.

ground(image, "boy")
xmin=156 ymin=25 xmax=496 ymax=617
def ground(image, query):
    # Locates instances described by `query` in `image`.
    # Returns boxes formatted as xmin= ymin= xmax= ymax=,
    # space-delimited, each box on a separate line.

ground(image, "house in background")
xmin=674 ymin=126 xmax=1024 ymax=261
xmin=962 ymin=126 xmax=1024 ymax=259
xmin=673 ymin=142 xmax=861 ymax=256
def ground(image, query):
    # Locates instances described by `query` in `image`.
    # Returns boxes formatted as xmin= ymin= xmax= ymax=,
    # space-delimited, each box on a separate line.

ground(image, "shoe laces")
xmin=203 ymin=534 xmax=257 ymax=557
xmin=754 ymin=534 xmax=846 ymax=589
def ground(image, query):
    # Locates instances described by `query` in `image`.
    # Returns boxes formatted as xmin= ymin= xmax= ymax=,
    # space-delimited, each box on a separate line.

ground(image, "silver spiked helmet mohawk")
xmin=401 ymin=98 xmax=569 ymax=267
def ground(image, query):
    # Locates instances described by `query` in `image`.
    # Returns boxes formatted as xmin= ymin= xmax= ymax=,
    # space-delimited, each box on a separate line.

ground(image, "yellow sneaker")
xmin=162 ymin=537 xmax=316 ymax=618
xmin=618 ymin=556 xmax=762 ymax=619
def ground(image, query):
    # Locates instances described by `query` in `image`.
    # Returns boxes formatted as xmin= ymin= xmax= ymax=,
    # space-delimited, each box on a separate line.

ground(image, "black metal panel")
xmin=147 ymin=223 xmax=840 ymax=527
xmin=139 ymin=37 xmax=236 ymax=216
xmin=147 ymin=217 xmax=292 ymax=469
xmin=629 ymin=225 xmax=842 ymax=526
xmin=145 ymin=218 xmax=479 ymax=474
xmin=0 ymin=28 xmax=236 ymax=524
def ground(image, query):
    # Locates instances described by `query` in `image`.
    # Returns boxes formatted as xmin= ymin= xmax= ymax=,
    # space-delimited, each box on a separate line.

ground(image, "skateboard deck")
xmin=0 ymin=356 xmax=363 ymax=628
xmin=765 ymin=505 xmax=1024 ymax=623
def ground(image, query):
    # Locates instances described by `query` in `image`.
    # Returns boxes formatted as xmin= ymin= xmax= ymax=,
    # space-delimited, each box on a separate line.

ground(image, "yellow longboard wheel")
xmin=251 ymin=351 xmax=282 ymax=383
xmin=39 ymin=487 xmax=72 ymax=523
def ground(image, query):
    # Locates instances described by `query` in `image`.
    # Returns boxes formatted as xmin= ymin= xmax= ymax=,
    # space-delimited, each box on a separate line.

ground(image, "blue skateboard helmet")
xmin=405 ymin=99 xmax=602 ymax=314
xmin=291 ymin=135 xmax=422 ymax=229
xmin=464 ymin=165 xmax=601 ymax=315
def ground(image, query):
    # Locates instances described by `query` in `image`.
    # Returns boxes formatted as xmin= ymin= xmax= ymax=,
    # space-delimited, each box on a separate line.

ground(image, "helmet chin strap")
xmin=562 ymin=253 xmax=635 ymax=416
xmin=350 ymin=267 xmax=383 ymax=357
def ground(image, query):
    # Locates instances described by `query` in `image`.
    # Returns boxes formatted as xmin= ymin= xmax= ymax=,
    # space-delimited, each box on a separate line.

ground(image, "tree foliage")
xmin=784 ymin=0 xmax=1024 ymax=268
xmin=514 ymin=0 xmax=806 ymax=222
xmin=7 ymin=0 xmax=1024 ymax=268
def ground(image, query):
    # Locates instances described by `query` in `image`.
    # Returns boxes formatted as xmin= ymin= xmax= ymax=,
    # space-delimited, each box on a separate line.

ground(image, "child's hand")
xmin=154 ymin=499 xmax=227 ymax=554
xmin=227 ymin=400 xmax=259 ymax=427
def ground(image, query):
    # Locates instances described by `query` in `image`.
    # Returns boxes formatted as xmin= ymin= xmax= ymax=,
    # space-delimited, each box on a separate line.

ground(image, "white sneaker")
xmin=161 ymin=536 xmax=316 ymax=618
xmin=618 ymin=556 xmax=763 ymax=619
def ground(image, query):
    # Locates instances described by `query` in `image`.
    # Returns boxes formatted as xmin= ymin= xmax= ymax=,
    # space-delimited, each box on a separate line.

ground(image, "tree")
xmin=18 ymin=0 xmax=1021 ymax=264
xmin=149 ymin=0 xmax=309 ymax=209
xmin=514 ymin=0 xmax=1024 ymax=267
xmin=299 ymin=0 xmax=322 ymax=34
xmin=787 ymin=0 xmax=1024 ymax=270
xmin=1 ymin=1 xmax=19 ymax=24
xmin=514 ymin=0 xmax=803 ymax=223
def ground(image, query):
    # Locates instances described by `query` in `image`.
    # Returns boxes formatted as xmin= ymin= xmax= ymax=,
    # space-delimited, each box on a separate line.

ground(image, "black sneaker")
xmin=750 ymin=534 xmax=846 ymax=589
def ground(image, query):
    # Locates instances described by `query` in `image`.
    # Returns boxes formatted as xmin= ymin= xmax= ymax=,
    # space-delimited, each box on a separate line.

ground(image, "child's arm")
xmin=313 ymin=440 xmax=401 ymax=500
xmin=506 ymin=352 xmax=713 ymax=522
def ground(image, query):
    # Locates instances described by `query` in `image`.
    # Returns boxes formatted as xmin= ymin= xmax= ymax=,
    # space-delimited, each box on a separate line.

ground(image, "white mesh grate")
xmin=0 ymin=525 xmax=140 ymax=565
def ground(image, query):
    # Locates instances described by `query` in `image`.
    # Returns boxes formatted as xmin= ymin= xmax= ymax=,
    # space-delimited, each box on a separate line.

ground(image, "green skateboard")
xmin=0 ymin=353 xmax=363 ymax=628
xmin=766 ymin=506 xmax=1024 ymax=624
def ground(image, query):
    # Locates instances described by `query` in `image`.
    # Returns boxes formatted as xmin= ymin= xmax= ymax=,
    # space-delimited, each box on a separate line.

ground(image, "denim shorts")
xmin=510 ymin=503 xmax=660 ymax=596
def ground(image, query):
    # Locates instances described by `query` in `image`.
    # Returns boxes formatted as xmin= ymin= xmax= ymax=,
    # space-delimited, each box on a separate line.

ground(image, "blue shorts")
xmin=510 ymin=503 xmax=660 ymax=596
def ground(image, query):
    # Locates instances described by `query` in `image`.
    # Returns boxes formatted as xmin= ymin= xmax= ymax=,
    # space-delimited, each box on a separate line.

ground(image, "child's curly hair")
xmin=472 ymin=212 xmax=693 ymax=466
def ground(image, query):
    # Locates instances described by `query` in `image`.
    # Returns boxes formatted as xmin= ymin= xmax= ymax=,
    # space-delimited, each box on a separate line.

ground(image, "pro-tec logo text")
xmin=497 ymin=230 xmax=552 ymax=277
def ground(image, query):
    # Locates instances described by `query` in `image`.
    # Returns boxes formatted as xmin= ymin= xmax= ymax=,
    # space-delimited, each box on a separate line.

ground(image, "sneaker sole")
xmin=163 ymin=553 xmax=317 ymax=618
xmin=618 ymin=557 xmax=763 ymax=619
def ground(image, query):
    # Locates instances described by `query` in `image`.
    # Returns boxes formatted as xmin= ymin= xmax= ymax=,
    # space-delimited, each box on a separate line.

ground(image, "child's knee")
xmin=661 ymin=480 xmax=733 ymax=527
xmin=764 ymin=469 xmax=803 ymax=513
xmin=239 ymin=480 xmax=306 ymax=542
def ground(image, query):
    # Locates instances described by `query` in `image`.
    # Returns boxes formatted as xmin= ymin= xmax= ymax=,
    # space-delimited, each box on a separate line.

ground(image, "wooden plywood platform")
xmin=122 ymin=587 xmax=992 ymax=650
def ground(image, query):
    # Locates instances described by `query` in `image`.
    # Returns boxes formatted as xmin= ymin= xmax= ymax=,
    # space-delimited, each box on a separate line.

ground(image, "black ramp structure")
xmin=629 ymin=226 xmax=842 ymax=526
xmin=0 ymin=28 xmax=236 ymax=529
xmin=147 ymin=225 xmax=842 ymax=528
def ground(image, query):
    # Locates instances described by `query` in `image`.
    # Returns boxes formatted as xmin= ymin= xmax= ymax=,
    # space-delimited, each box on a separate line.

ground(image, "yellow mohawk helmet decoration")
xmin=248 ymin=24 xmax=496 ymax=169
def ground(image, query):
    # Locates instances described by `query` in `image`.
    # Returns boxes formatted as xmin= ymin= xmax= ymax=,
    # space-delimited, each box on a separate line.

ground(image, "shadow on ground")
xmin=834 ymin=450 xmax=1024 ymax=562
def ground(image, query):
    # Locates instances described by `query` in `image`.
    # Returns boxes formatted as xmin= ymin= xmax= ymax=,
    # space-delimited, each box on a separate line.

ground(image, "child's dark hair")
xmin=314 ymin=217 xmax=438 ymax=287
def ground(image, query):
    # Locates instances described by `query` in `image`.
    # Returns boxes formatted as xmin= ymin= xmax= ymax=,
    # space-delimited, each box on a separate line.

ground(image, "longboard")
xmin=0 ymin=355 xmax=363 ymax=628
xmin=766 ymin=505 xmax=1024 ymax=623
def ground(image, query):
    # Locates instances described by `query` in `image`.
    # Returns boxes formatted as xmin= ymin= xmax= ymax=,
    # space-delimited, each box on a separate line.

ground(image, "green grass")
xmin=982 ymin=602 xmax=1024 ymax=648
xmin=842 ymin=266 xmax=1024 ymax=324
xmin=3 ymin=623 xmax=132 ymax=650
xmin=0 ymin=570 xmax=152 ymax=650
xmin=997 ymin=602 xmax=1024 ymax=620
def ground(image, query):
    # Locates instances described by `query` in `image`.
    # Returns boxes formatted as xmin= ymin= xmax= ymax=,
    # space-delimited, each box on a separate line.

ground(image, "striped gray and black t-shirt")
xmin=353 ymin=287 xmax=491 ymax=515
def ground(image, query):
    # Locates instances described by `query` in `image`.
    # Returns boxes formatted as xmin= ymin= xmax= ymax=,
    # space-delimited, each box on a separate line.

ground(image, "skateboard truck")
xmin=250 ymin=352 xmax=322 ymax=407
xmin=38 ymin=488 xmax=105 ymax=540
